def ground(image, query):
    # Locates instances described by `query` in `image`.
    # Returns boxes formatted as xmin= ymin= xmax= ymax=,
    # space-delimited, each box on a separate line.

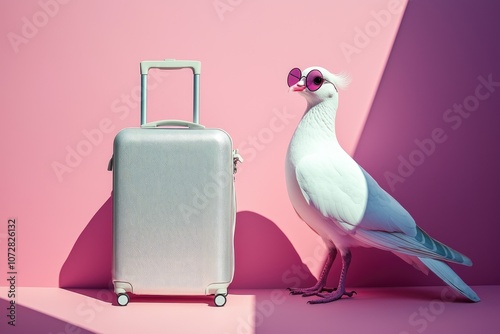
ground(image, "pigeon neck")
xmin=301 ymin=101 xmax=338 ymax=138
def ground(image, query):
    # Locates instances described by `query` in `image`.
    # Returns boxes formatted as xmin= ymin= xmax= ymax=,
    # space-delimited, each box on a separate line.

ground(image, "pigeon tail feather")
xmin=413 ymin=227 xmax=472 ymax=266
xmin=419 ymin=257 xmax=480 ymax=302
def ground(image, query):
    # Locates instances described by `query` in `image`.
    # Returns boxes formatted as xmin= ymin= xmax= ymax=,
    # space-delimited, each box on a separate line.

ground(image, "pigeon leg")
xmin=288 ymin=247 xmax=337 ymax=297
xmin=308 ymin=250 xmax=356 ymax=304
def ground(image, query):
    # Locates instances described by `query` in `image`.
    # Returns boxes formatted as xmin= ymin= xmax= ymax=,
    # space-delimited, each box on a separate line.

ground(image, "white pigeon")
xmin=285 ymin=66 xmax=480 ymax=304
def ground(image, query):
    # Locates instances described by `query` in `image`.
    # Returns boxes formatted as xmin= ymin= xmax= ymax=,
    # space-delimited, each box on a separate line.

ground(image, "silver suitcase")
xmin=110 ymin=59 xmax=241 ymax=307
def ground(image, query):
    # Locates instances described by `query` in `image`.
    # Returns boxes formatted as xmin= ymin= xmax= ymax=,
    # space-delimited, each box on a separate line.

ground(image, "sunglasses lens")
xmin=306 ymin=70 xmax=324 ymax=91
xmin=287 ymin=68 xmax=301 ymax=87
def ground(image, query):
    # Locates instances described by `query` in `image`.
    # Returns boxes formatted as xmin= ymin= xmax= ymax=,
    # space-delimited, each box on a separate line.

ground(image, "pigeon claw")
xmin=345 ymin=290 xmax=357 ymax=298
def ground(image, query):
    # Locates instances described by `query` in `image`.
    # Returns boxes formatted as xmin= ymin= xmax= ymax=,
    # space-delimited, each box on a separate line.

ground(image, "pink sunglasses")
xmin=287 ymin=68 xmax=337 ymax=92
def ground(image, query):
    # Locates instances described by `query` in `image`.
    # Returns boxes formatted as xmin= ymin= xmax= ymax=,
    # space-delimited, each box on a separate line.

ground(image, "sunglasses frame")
xmin=287 ymin=67 xmax=338 ymax=92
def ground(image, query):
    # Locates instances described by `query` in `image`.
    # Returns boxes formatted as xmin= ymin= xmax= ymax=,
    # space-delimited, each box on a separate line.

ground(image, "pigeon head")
xmin=288 ymin=66 xmax=349 ymax=107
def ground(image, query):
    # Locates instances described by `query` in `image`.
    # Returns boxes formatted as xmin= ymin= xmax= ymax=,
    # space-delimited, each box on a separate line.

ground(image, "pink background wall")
xmin=1 ymin=0 xmax=498 ymax=290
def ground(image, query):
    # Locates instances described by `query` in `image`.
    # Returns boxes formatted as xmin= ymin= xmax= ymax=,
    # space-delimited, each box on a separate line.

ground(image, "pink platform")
xmin=1 ymin=286 xmax=499 ymax=334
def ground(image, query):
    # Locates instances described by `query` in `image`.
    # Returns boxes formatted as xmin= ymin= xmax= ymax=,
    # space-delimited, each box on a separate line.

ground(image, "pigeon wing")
xmin=295 ymin=154 xmax=417 ymax=236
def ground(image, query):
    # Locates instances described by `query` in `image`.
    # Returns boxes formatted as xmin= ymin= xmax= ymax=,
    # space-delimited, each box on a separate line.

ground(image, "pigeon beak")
xmin=289 ymin=83 xmax=306 ymax=92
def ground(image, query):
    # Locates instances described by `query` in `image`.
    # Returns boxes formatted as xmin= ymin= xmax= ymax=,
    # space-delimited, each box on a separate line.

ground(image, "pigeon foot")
xmin=288 ymin=286 xmax=336 ymax=297
xmin=307 ymin=289 xmax=357 ymax=304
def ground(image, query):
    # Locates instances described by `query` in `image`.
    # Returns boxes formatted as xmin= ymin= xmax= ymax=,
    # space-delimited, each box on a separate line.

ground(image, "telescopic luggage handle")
xmin=140 ymin=59 xmax=201 ymax=126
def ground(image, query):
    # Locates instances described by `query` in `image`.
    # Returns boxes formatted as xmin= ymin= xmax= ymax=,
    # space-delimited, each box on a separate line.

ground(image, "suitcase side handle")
xmin=140 ymin=59 xmax=201 ymax=126
xmin=141 ymin=120 xmax=205 ymax=129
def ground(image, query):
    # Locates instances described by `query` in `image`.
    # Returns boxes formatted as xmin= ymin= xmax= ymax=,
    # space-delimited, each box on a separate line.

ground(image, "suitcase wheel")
xmin=214 ymin=294 xmax=227 ymax=307
xmin=117 ymin=293 xmax=130 ymax=306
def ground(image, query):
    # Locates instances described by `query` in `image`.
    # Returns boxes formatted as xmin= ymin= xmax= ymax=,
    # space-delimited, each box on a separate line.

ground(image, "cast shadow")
xmin=59 ymin=200 xmax=314 ymax=301
xmin=231 ymin=211 xmax=315 ymax=289
xmin=65 ymin=288 xmax=215 ymax=307
xmin=0 ymin=298 xmax=94 ymax=334
xmin=59 ymin=195 xmax=113 ymax=289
